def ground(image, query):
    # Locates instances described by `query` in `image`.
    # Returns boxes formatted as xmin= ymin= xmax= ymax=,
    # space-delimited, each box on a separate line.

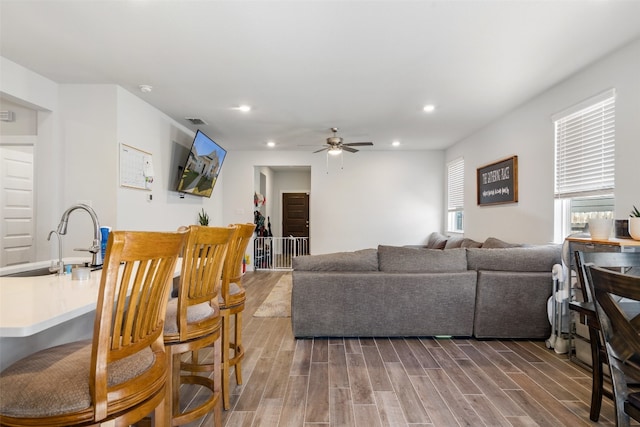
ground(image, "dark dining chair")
xmin=586 ymin=264 xmax=640 ymax=427
xmin=571 ymin=251 xmax=640 ymax=421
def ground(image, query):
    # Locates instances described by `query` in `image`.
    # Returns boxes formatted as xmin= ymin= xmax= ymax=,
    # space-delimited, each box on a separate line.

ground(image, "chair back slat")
xmin=221 ymin=223 xmax=256 ymax=302
xmin=90 ymin=230 xmax=186 ymax=420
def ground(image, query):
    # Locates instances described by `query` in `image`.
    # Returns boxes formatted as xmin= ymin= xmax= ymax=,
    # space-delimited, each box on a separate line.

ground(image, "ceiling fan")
xmin=313 ymin=128 xmax=373 ymax=155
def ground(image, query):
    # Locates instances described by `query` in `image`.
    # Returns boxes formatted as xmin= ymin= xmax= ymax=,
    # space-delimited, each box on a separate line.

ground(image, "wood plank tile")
xmin=405 ymin=338 xmax=440 ymax=369
xmin=345 ymin=337 xmax=362 ymax=354
xmin=500 ymin=350 xmax=579 ymax=401
xmin=374 ymin=338 xmax=400 ymax=363
xmin=373 ymin=390 xmax=408 ymax=426
xmin=312 ymin=337 xmax=329 ymax=363
xmin=279 ymin=375 xmax=308 ymax=427
xmin=305 ymin=363 xmax=329 ymax=423
xmin=262 ymin=349 xmax=294 ymax=400
xmin=361 ymin=345 xmax=394 ymax=392
xmin=390 ymin=338 xmax=425 ymax=376
xmin=253 ymin=398 xmax=283 ymax=427
xmin=353 ymin=405 xmax=383 ymax=427
xmin=290 ymin=338 xmax=313 ymax=376
xmin=346 ymin=352 xmax=375 ymax=405
xmin=410 ymin=374 xmax=459 ymax=426
xmin=455 ymin=358 xmax=526 ymax=417
xmin=329 ymin=342 xmax=350 ymax=389
xmin=425 ymin=368 xmax=484 ymax=426
xmin=507 ymin=372 xmax=592 ymax=426
xmin=428 ymin=347 xmax=482 ymax=394
xmin=234 ymin=355 xmax=276 ymax=412
xmin=330 ymin=387 xmax=356 ymax=426
xmin=385 ymin=362 xmax=429 ymax=424
xmin=465 ymin=394 xmax=512 ymax=427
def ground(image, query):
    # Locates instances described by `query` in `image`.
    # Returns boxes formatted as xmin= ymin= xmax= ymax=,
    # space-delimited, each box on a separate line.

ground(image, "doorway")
xmin=0 ymin=146 xmax=35 ymax=266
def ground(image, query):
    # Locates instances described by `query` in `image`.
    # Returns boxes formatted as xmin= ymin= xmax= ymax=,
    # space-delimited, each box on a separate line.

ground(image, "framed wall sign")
xmin=477 ymin=155 xmax=518 ymax=206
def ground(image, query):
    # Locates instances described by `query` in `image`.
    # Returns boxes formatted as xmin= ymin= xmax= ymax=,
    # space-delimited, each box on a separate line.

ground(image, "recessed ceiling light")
xmin=235 ymin=105 xmax=251 ymax=112
xmin=392 ymin=140 xmax=401 ymax=147
xmin=423 ymin=104 xmax=436 ymax=113
xmin=139 ymin=84 xmax=153 ymax=93
xmin=266 ymin=141 xmax=275 ymax=147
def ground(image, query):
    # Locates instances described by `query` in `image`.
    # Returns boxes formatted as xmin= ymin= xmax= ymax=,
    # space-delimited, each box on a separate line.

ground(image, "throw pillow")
xmin=426 ymin=232 xmax=448 ymax=249
xmin=444 ymin=236 xmax=465 ymax=249
xmin=377 ymin=245 xmax=467 ymax=272
xmin=461 ymin=238 xmax=483 ymax=248
xmin=482 ymin=237 xmax=521 ymax=248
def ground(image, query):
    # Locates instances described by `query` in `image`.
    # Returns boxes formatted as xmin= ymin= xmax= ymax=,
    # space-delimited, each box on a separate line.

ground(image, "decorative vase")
xmin=629 ymin=217 xmax=640 ymax=241
xmin=588 ymin=218 xmax=612 ymax=240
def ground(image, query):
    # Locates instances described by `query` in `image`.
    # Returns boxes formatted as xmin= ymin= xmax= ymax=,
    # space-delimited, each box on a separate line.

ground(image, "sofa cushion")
xmin=377 ymin=245 xmax=467 ymax=272
xmin=466 ymin=246 xmax=561 ymax=272
xmin=292 ymin=248 xmax=379 ymax=271
xmin=482 ymin=237 xmax=522 ymax=248
xmin=426 ymin=232 xmax=448 ymax=249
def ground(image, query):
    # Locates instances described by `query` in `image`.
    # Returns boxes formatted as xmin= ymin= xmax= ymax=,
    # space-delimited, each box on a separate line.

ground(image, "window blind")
xmin=447 ymin=157 xmax=464 ymax=210
xmin=554 ymin=91 xmax=615 ymax=199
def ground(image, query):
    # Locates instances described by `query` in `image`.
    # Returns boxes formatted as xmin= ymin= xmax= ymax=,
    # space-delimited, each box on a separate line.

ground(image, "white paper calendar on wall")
xmin=120 ymin=143 xmax=154 ymax=190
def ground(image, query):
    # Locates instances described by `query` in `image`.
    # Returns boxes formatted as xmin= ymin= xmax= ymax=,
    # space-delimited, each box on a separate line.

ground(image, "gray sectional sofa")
xmin=291 ymin=235 xmax=561 ymax=339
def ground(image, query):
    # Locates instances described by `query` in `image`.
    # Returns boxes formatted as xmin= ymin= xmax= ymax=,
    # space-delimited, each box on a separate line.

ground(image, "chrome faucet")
xmin=47 ymin=230 xmax=64 ymax=274
xmin=56 ymin=203 xmax=102 ymax=267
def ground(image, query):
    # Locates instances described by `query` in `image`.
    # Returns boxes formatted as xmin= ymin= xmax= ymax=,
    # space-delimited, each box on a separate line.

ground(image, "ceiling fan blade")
xmin=313 ymin=147 xmax=329 ymax=153
xmin=343 ymin=142 xmax=373 ymax=147
xmin=342 ymin=146 xmax=358 ymax=153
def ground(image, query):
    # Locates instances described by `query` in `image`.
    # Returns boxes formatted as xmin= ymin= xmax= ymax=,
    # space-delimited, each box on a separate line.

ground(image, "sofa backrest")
xmin=466 ymin=245 xmax=561 ymax=272
xmin=377 ymin=245 xmax=468 ymax=272
xmin=292 ymin=248 xmax=379 ymax=271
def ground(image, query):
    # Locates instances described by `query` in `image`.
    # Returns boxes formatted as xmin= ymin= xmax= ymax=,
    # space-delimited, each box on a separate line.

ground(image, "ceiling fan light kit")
xmin=313 ymin=127 xmax=374 ymax=155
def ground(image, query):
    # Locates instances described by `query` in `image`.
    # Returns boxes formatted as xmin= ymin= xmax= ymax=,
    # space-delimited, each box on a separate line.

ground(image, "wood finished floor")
xmin=179 ymin=271 xmax=629 ymax=426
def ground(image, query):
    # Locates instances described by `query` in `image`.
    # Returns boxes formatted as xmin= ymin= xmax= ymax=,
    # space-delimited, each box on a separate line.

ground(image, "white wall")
xmin=223 ymin=150 xmax=444 ymax=254
xmin=446 ymin=38 xmax=640 ymax=244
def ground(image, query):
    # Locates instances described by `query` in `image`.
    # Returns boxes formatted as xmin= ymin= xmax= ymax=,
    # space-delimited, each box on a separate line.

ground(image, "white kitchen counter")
xmin=0 ymin=259 xmax=182 ymax=338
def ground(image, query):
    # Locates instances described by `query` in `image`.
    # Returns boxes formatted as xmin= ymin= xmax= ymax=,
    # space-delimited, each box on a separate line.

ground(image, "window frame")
xmin=553 ymin=89 xmax=616 ymax=242
xmin=446 ymin=157 xmax=464 ymax=233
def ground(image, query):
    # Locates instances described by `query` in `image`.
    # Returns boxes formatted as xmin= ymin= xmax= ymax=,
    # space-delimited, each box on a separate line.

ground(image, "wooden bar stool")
xmin=163 ymin=225 xmax=234 ymax=425
xmin=219 ymin=223 xmax=255 ymax=409
xmin=0 ymin=230 xmax=186 ymax=427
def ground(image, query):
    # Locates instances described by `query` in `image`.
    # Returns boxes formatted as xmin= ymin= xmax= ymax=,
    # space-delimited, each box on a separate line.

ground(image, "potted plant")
xmin=197 ymin=208 xmax=209 ymax=226
xmin=629 ymin=206 xmax=640 ymax=240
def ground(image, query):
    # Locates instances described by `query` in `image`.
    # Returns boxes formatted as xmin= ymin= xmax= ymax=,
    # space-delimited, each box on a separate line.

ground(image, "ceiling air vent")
xmin=0 ymin=111 xmax=15 ymax=122
xmin=185 ymin=117 xmax=207 ymax=125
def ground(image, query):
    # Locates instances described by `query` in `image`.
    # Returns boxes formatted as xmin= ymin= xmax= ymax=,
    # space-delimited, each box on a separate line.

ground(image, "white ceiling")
xmin=2 ymin=0 xmax=640 ymax=152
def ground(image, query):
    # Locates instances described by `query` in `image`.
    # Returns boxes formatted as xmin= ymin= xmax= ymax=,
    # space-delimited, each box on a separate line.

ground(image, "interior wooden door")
xmin=282 ymin=192 xmax=309 ymax=254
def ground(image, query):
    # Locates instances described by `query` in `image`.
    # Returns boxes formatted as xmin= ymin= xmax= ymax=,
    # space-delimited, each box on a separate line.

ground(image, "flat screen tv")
xmin=176 ymin=130 xmax=227 ymax=198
